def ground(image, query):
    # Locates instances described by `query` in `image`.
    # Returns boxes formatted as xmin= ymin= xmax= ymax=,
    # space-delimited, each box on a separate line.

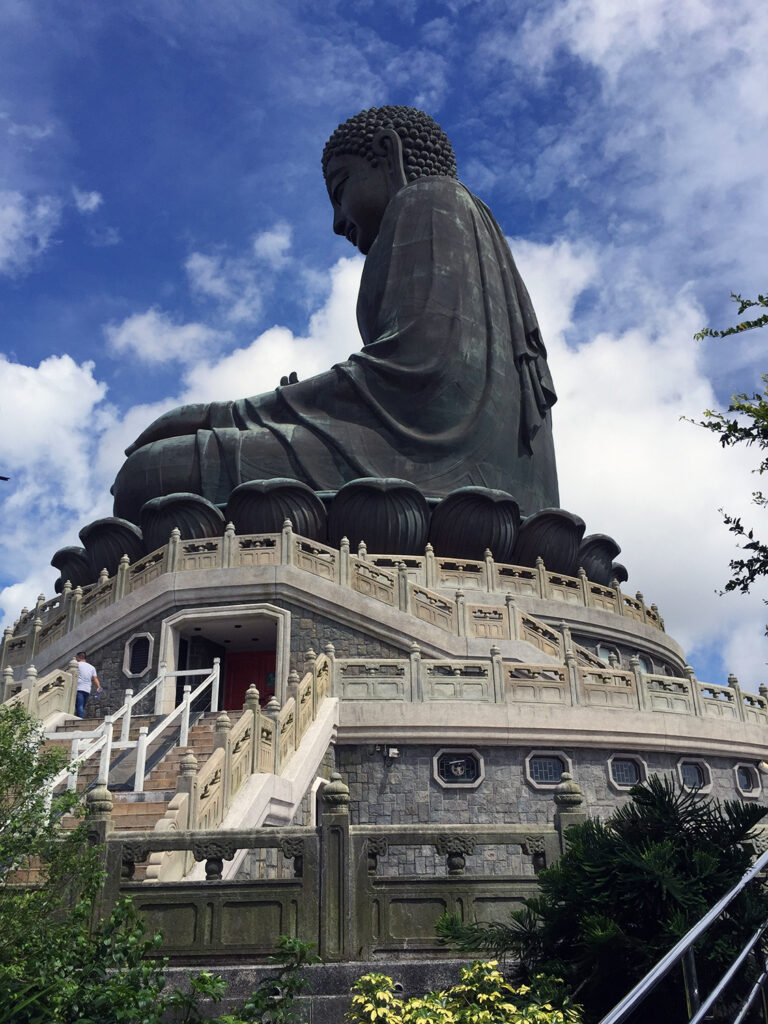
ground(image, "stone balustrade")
xmin=328 ymin=648 xmax=768 ymax=725
xmin=1 ymin=521 xmax=666 ymax=671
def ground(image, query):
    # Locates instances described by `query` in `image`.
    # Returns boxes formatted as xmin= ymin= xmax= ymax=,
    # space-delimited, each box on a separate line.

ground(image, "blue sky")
xmin=1 ymin=0 xmax=766 ymax=687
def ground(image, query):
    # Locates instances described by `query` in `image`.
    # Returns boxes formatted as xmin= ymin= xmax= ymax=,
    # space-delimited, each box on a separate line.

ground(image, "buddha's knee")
xmin=112 ymin=436 xmax=202 ymax=523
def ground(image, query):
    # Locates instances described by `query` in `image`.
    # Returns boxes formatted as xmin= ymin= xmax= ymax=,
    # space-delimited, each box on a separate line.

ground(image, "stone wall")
xmin=283 ymin=599 xmax=408 ymax=667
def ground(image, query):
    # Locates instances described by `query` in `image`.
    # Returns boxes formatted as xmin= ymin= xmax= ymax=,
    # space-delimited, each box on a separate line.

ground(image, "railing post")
xmin=211 ymin=657 xmax=220 ymax=712
xmin=728 ymin=673 xmax=747 ymax=722
xmin=134 ymin=726 xmax=149 ymax=793
xmin=536 ymin=556 xmax=549 ymax=598
xmin=578 ymin=566 xmax=590 ymax=606
xmin=1 ymin=665 xmax=14 ymax=701
xmin=167 ymin=527 xmax=181 ymax=572
xmin=222 ymin=521 xmax=235 ymax=568
xmin=324 ymin=643 xmax=336 ymax=697
xmin=397 ymin=562 xmax=410 ymax=613
xmin=357 ymin=540 xmax=367 ymax=560
xmin=409 ymin=642 xmax=422 ymax=701
xmin=176 ymin=751 xmax=199 ymax=832
xmin=455 ymin=589 xmax=467 ymax=637
xmin=630 ymin=655 xmax=649 ymax=712
xmin=424 ymin=542 xmax=436 ymax=589
xmin=29 ymin=616 xmax=42 ymax=659
xmin=683 ymin=664 xmax=704 ymax=717
xmin=180 ymin=684 xmax=192 ymax=746
xmin=215 ymin=710 xmax=232 ymax=809
xmin=243 ymin=684 xmax=261 ymax=775
xmin=490 ymin=645 xmax=505 ymax=703
xmin=339 ymin=536 xmax=350 ymax=587
xmin=554 ymin=772 xmax=586 ymax=854
xmin=68 ymin=737 xmax=82 ymax=791
xmin=266 ymin=695 xmax=281 ymax=774
xmin=281 ymin=518 xmax=294 ymax=565
xmin=68 ymin=586 xmax=82 ymax=631
xmin=153 ymin=660 xmax=167 ymax=715
xmin=565 ymin=649 xmax=581 ymax=706
xmin=505 ymin=593 xmax=520 ymax=640
xmin=0 ymin=627 xmax=13 ymax=671
xmin=120 ymin=688 xmax=134 ymax=744
xmin=98 ymin=716 xmax=114 ymax=785
xmin=116 ymin=554 xmax=130 ymax=600
xmin=319 ymin=772 xmax=352 ymax=961
xmin=484 ymin=548 xmax=495 ymax=592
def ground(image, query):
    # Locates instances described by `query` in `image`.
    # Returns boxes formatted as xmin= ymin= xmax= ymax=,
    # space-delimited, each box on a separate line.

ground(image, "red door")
xmin=223 ymin=651 xmax=276 ymax=709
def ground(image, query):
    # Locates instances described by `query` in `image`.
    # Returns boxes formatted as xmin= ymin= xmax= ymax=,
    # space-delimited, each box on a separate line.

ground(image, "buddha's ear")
xmin=372 ymin=128 xmax=408 ymax=194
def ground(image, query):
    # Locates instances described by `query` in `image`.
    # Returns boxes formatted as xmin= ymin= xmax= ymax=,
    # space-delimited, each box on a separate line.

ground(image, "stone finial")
xmin=243 ymin=684 xmax=261 ymax=713
xmin=760 ymin=684 xmax=768 ymax=699
xmin=535 ymin=556 xmax=544 ymax=569
xmin=265 ymin=695 xmax=281 ymax=717
xmin=179 ymin=751 xmax=198 ymax=777
xmin=225 ymin=520 xmax=235 ymax=536
xmin=635 ymin=591 xmax=644 ymax=602
xmin=215 ymin=710 xmax=232 ymax=733
xmin=484 ymin=548 xmax=493 ymax=559
xmin=170 ymin=526 xmax=181 ymax=540
xmin=305 ymin=647 xmax=317 ymax=662
xmin=282 ymin=517 xmax=293 ymax=530
xmin=608 ymin=651 xmax=619 ymax=668
xmin=36 ymin=593 xmax=46 ymax=606
xmin=98 ymin=567 xmax=110 ymax=585
xmin=324 ymin=642 xmax=335 ymax=658
xmin=554 ymin=772 xmax=583 ymax=809
xmin=288 ymin=669 xmax=300 ymax=686
xmin=25 ymin=665 xmax=38 ymax=681
xmin=424 ymin=542 xmax=433 ymax=554
xmin=119 ymin=553 xmax=130 ymax=566
xmin=728 ymin=673 xmax=739 ymax=688
xmin=86 ymin=783 xmax=113 ymax=819
xmin=323 ymin=771 xmax=350 ymax=807
xmin=490 ymin=644 xmax=500 ymax=657
xmin=357 ymin=540 xmax=367 ymax=558
xmin=410 ymin=641 xmax=421 ymax=655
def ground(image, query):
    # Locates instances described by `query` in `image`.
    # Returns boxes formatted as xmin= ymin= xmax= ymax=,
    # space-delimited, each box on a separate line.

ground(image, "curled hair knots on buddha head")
xmin=322 ymin=106 xmax=458 ymax=182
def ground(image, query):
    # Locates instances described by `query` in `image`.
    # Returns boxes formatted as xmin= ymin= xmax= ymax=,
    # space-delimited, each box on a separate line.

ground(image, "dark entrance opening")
xmin=223 ymin=650 xmax=276 ymax=708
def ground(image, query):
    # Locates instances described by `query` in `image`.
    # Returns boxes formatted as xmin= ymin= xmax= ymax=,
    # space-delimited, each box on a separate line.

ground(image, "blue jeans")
xmin=75 ymin=690 xmax=88 ymax=719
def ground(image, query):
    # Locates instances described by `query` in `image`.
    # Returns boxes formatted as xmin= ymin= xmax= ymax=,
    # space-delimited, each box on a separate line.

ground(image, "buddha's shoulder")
xmin=392 ymin=175 xmax=473 ymax=208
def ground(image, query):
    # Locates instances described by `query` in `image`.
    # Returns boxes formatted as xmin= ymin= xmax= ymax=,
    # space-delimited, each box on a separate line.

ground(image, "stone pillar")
xmin=67 ymin=586 xmax=83 ymax=632
xmin=265 ymin=695 xmax=281 ymax=773
xmin=578 ymin=566 xmax=590 ymax=605
xmin=281 ymin=518 xmax=294 ymax=565
xmin=176 ymin=751 xmax=199 ymax=830
xmin=167 ymin=527 xmax=181 ymax=572
xmin=564 ymin=648 xmax=581 ymax=706
xmin=116 ymin=554 xmax=130 ymax=600
xmin=409 ymin=642 xmax=422 ymax=701
xmin=1 ymin=665 xmax=14 ymax=702
xmin=243 ymin=684 xmax=261 ymax=774
xmin=324 ymin=642 xmax=336 ymax=698
xmin=455 ymin=589 xmax=467 ymax=637
xmin=630 ymin=655 xmax=648 ymax=712
xmin=397 ymin=562 xmax=410 ymax=613
xmin=339 ymin=536 xmax=350 ymax=587
xmin=484 ymin=549 xmax=496 ymax=592
xmin=554 ymin=772 xmax=586 ymax=854
xmin=535 ymin=556 xmax=549 ymax=598
xmin=728 ymin=673 xmax=747 ymax=722
xmin=29 ymin=617 xmax=42 ymax=660
xmin=214 ymin=710 xmax=233 ymax=808
xmin=490 ymin=645 xmax=505 ymax=703
xmin=222 ymin=521 xmax=236 ymax=568
xmin=319 ymin=772 xmax=352 ymax=961
xmin=505 ymin=593 xmax=519 ymax=640
xmin=424 ymin=542 xmax=436 ymax=589
xmin=684 ymin=663 xmax=705 ymax=718
xmin=636 ymin=591 xmax=647 ymax=623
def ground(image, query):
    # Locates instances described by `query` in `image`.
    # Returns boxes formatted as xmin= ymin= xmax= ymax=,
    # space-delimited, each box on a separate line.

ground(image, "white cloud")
xmin=185 ymin=249 xmax=264 ymax=323
xmin=513 ymin=236 xmax=767 ymax=687
xmin=252 ymin=223 xmax=291 ymax=269
xmin=104 ymin=308 xmax=226 ymax=365
xmin=72 ymin=187 xmax=103 ymax=214
xmin=0 ymin=190 xmax=61 ymax=275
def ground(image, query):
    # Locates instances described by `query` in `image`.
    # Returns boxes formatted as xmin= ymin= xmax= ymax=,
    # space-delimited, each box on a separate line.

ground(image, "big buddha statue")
xmin=111 ymin=106 xmax=559 ymax=525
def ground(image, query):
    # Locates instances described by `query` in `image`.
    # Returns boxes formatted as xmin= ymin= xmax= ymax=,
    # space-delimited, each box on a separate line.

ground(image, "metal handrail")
xmin=600 ymin=844 xmax=768 ymax=1023
xmin=47 ymin=659 xmax=220 ymax=795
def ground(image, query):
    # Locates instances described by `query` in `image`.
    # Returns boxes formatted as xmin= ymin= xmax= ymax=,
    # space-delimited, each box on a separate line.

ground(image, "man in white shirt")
xmin=75 ymin=651 xmax=101 ymax=719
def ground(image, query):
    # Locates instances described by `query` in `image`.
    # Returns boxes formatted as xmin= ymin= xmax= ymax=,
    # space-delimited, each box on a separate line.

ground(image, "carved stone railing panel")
xmin=195 ymin=747 xmax=225 ymax=832
xmin=547 ymin=572 xmax=582 ymax=605
xmin=519 ymin=613 xmax=561 ymax=659
xmin=743 ymin=692 xmax=768 ymax=724
xmin=505 ymin=664 xmax=569 ymax=704
xmin=495 ymin=564 xmax=539 ymax=597
xmin=436 ymin=558 xmax=486 ymax=591
xmin=700 ymin=683 xmax=740 ymax=721
xmin=350 ymin=558 xmax=396 ymax=605
xmin=410 ymin=586 xmax=455 ymax=632
xmin=277 ymin=700 xmax=296 ymax=771
xmin=423 ymin=661 xmax=491 ymax=701
xmin=229 ymin=715 xmax=253 ymax=799
xmin=645 ymin=675 xmax=693 ymax=715
xmin=179 ymin=539 xmax=221 ymax=571
xmin=293 ymin=538 xmax=337 ymax=581
xmin=80 ymin=577 xmax=115 ymax=616
xmin=234 ymin=534 xmax=280 ymax=567
xmin=620 ymin=593 xmax=645 ymax=623
xmin=579 ymin=668 xmax=638 ymax=710
xmin=297 ymin=672 xmax=314 ymax=738
xmin=128 ymin=547 xmax=167 ymax=592
xmin=336 ymin=660 xmax=409 ymax=700
xmin=368 ymin=555 xmax=425 ymax=583
xmin=468 ymin=606 xmax=507 ymax=640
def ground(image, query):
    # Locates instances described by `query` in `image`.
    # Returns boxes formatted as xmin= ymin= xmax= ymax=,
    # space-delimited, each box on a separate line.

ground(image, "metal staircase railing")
xmin=600 ymin=845 xmax=768 ymax=1023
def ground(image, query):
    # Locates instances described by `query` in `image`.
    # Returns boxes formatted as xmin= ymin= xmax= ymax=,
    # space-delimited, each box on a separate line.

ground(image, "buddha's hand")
xmin=280 ymin=371 xmax=300 ymax=386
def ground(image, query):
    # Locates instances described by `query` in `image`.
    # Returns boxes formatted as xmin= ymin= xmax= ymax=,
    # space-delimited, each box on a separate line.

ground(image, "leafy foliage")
xmin=437 ymin=775 xmax=768 ymax=1023
xmin=692 ymin=292 xmax=768 ymax=600
xmin=347 ymin=962 xmax=581 ymax=1024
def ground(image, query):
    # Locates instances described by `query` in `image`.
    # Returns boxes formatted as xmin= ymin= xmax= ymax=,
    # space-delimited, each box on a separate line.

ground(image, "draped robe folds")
xmin=111 ymin=177 xmax=559 ymax=524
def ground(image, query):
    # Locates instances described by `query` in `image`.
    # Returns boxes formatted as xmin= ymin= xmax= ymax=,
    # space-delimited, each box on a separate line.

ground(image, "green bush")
xmin=347 ymin=961 xmax=582 ymax=1024
xmin=437 ymin=775 xmax=768 ymax=1022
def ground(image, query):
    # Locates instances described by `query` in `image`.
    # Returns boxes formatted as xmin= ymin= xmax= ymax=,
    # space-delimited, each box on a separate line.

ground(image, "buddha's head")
xmin=322 ymin=106 xmax=457 ymax=254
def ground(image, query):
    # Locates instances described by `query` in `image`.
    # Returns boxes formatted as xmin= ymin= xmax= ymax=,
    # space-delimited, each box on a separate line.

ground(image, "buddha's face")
xmin=325 ymin=153 xmax=393 ymax=255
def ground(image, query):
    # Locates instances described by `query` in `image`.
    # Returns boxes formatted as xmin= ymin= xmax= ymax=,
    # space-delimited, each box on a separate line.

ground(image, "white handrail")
xmin=46 ymin=659 xmax=220 ymax=796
